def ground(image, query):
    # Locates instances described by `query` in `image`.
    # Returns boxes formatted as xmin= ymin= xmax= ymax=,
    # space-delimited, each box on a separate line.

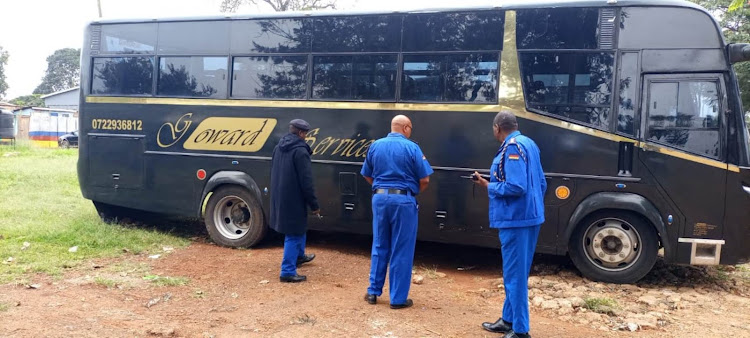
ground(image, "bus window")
xmin=521 ymin=52 xmax=614 ymax=129
xmin=402 ymin=12 xmax=504 ymax=52
xmin=617 ymin=52 xmax=639 ymax=135
xmin=158 ymin=22 xmax=230 ymax=54
xmin=313 ymin=16 xmax=401 ymax=53
xmin=158 ymin=57 xmax=227 ymax=98
xmin=646 ymin=81 xmax=721 ymax=158
xmin=100 ymin=24 xmax=156 ymax=54
xmin=92 ymin=57 xmax=154 ymax=95
xmin=517 ymin=8 xmax=599 ymax=50
xmin=230 ymin=19 xmax=312 ymax=54
xmin=231 ymin=55 xmax=307 ymax=99
xmin=619 ymin=7 xmax=721 ymax=49
xmin=401 ymin=53 xmax=498 ymax=103
xmin=312 ymin=55 xmax=398 ymax=101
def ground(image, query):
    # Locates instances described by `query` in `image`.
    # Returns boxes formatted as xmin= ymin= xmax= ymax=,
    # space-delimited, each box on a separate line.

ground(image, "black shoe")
xmin=297 ymin=253 xmax=315 ymax=265
xmin=364 ymin=294 xmax=377 ymax=305
xmin=482 ymin=318 xmax=513 ymax=333
xmin=504 ymin=331 xmax=530 ymax=338
xmin=279 ymin=275 xmax=307 ymax=283
xmin=390 ymin=299 xmax=413 ymax=309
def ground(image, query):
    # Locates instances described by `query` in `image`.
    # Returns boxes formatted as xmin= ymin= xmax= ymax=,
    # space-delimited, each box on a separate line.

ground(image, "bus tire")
xmin=568 ymin=210 xmax=658 ymax=284
xmin=204 ymin=186 xmax=266 ymax=248
xmin=93 ymin=201 xmax=126 ymax=223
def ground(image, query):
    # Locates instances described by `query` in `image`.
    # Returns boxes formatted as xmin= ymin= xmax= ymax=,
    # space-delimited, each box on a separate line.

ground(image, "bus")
xmin=78 ymin=0 xmax=750 ymax=284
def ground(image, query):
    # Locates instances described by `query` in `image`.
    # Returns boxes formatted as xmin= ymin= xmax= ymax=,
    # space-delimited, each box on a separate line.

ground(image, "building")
xmin=13 ymin=107 xmax=78 ymax=147
xmin=41 ymin=87 xmax=80 ymax=111
xmin=0 ymin=101 xmax=19 ymax=111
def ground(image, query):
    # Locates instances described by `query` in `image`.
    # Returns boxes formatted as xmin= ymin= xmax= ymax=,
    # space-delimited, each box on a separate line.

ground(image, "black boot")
xmin=364 ymin=294 xmax=377 ymax=305
xmin=279 ymin=275 xmax=307 ymax=283
xmin=504 ymin=330 xmax=530 ymax=338
xmin=297 ymin=253 xmax=315 ymax=265
xmin=481 ymin=318 xmax=512 ymax=333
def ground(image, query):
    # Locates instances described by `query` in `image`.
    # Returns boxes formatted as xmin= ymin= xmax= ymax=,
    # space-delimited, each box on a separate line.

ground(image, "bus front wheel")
xmin=204 ymin=186 xmax=266 ymax=248
xmin=568 ymin=211 xmax=658 ymax=284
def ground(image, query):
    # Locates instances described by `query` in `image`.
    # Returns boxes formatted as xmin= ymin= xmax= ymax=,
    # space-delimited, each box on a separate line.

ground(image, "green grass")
xmin=0 ymin=302 xmax=9 ymax=312
xmin=94 ymin=276 xmax=119 ymax=288
xmin=143 ymin=275 xmax=190 ymax=286
xmin=0 ymin=145 xmax=189 ymax=284
xmin=584 ymin=297 xmax=620 ymax=315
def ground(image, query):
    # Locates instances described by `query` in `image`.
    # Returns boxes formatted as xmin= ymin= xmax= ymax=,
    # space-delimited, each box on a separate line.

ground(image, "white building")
xmin=41 ymin=87 xmax=80 ymax=111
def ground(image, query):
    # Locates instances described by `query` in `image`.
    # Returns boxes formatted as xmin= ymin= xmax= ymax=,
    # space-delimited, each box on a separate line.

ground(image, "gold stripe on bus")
xmin=498 ymin=10 xmax=525 ymax=109
xmin=728 ymin=164 xmax=741 ymax=173
xmin=640 ymin=142 xmax=730 ymax=171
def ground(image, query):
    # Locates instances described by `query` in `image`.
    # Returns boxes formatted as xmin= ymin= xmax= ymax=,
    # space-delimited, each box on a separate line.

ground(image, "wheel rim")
xmin=582 ymin=217 xmax=642 ymax=271
xmin=61 ymin=140 xmax=69 ymax=148
xmin=212 ymin=195 xmax=253 ymax=240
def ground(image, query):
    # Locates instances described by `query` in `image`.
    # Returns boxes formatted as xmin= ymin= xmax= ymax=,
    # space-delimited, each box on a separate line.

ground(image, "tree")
xmin=220 ymin=0 xmax=335 ymax=13
xmin=33 ymin=48 xmax=81 ymax=95
xmin=691 ymin=0 xmax=750 ymax=113
xmin=10 ymin=94 xmax=45 ymax=108
xmin=0 ymin=46 xmax=8 ymax=100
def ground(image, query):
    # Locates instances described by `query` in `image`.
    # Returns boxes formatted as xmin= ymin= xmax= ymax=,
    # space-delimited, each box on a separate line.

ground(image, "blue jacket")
xmin=488 ymin=130 xmax=547 ymax=228
xmin=361 ymin=133 xmax=433 ymax=196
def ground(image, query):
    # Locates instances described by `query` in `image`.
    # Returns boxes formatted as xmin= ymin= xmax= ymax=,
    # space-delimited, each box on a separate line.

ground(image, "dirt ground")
xmin=1 ymin=229 xmax=749 ymax=338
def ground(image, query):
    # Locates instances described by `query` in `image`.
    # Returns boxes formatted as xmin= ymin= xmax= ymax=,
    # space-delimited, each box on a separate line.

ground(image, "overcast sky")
xmin=0 ymin=0 xmax=494 ymax=100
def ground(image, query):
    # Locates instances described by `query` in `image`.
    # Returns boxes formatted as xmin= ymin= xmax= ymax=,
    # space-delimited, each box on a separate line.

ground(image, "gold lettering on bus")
xmin=304 ymin=128 xmax=375 ymax=159
xmin=184 ymin=117 xmax=277 ymax=152
xmin=157 ymin=113 xmax=193 ymax=148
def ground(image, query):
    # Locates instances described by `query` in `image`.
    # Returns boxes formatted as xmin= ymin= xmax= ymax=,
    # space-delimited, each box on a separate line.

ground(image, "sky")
xmin=0 ymin=0 xmax=491 ymax=100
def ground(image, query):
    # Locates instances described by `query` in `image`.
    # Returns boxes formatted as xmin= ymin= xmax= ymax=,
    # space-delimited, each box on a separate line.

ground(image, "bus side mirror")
xmin=728 ymin=43 xmax=750 ymax=63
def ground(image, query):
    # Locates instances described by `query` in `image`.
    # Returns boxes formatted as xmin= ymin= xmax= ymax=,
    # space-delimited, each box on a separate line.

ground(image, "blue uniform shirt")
xmin=488 ymin=130 xmax=547 ymax=228
xmin=361 ymin=132 xmax=434 ymax=195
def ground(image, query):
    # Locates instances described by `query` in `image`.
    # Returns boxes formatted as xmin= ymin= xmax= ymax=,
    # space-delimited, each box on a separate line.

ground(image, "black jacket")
xmin=270 ymin=133 xmax=319 ymax=235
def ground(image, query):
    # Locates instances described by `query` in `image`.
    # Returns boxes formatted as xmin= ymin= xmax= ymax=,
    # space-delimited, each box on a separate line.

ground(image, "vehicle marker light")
xmin=555 ymin=186 xmax=570 ymax=200
xmin=197 ymin=169 xmax=207 ymax=180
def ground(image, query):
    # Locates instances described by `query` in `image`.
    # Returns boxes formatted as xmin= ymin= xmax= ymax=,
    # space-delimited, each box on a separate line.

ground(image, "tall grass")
xmin=0 ymin=145 xmax=188 ymax=284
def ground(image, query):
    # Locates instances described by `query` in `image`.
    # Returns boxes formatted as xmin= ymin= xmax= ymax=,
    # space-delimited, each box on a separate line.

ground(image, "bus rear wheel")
xmin=569 ymin=211 xmax=658 ymax=284
xmin=204 ymin=186 xmax=266 ymax=248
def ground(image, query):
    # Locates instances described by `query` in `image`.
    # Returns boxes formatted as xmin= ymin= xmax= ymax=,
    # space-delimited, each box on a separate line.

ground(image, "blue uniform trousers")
xmin=280 ymin=233 xmax=306 ymax=277
xmin=367 ymin=193 xmax=418 ymax=305
xmin=499 ymin=225 xmax=541 ymax=334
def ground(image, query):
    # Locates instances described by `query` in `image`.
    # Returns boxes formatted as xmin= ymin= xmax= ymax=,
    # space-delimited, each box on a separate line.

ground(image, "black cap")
xmin=289 ymin=119 xmax=311 ymax=131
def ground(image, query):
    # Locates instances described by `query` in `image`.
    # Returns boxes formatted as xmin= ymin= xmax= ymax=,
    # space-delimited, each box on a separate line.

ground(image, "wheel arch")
xmin=198 ymin=171 xmax=263 ymax=218
xmin=562 ymin=192 xmax=669 ymax=255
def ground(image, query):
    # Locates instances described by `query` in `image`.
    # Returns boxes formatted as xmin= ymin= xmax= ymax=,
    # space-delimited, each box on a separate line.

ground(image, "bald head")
xmin=391 ymin=115 xmax=413 ymax=138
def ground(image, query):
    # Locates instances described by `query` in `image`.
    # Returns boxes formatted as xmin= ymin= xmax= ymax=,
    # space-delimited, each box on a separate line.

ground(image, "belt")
xmin=374 ymin=188 xmax=410 ymax=195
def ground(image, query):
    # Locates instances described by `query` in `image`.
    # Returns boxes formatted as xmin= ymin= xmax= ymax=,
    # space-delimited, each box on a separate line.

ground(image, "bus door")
xmin=639 ymin=74 xmax=727 ymax=240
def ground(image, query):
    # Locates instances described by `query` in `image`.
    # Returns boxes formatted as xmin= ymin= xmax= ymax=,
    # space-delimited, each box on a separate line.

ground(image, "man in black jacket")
xmin=270 ymin=119 xmax=320 ymax=283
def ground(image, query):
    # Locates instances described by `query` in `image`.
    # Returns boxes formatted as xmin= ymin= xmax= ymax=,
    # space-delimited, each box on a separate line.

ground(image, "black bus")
xmin=78 ymin=0 xmax=750 ymax=283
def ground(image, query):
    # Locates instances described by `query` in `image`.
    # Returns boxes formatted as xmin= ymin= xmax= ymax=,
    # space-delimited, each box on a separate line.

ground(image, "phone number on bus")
xmin=91 ymin=119 xmax=143 ymax=131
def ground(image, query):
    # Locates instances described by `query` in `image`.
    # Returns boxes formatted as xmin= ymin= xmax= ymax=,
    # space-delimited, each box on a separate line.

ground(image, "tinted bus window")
xmin=402 ymin=12 xmax=504 ymax=51
xmin=617 ymin=52 xmax=639 ymax=135
xmin=232 ymin=56 xmax=307 ymax=99
xmin=92 ymin=57 xmax=154 ymax=95
xmin=402 ymin=53 xmax=498 ymax=103
xmin=619 ymin=7 xmax=721 ymax=49
xmin=231 ymin=19 xmax=312 ymax=53
xmin=312 ymin=55 xmax=397 ymax=101
xmin=100 ymin=24 xmax=157 ymax=54
xmin=517 ymin=8 xmax=599 ymax=49
xmin=158 ymin=57 xmax=227 ymax=98
xmin=313 ymin=16 xmax=401 ymax=52
xmin=158 ymin=22 xmax=230 ymax=54
xmin=647 ymin=81 xmax=721 ymax=158
xmin=521 ymin=52 xmax=614 ymax=129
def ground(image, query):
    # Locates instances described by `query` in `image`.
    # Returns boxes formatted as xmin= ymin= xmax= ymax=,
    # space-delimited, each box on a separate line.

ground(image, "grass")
xmin=94 ymin=276 xmax=119 ymax=288
xmin=0 ymin=302 xmax=9 ymax=312
xmin=584 ymin=297 xmax=620 ymax=315
xmin=292 ymin=314 xmax=317 ymax=326
xmin=0 ymin=145 xmax=189 ymax=284
xmin=143 ymin=275 xmax=190 ymax=286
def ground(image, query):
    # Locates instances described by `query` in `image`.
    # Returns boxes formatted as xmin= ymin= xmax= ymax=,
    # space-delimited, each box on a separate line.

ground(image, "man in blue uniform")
xmin=473 ymin=111 xmax=546 ymax=338
xmin=361 ymin=115 xmax=433 ymax=309
xmin=270 ymin=119 xmax=320 ymax=283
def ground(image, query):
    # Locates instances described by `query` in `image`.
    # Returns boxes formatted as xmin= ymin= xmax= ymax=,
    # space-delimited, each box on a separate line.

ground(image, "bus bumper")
xmin=676 ymin=238 xmax=725 ymax=266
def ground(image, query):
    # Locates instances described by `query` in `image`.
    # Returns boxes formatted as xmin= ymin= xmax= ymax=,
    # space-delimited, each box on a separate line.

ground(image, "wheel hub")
xmin=213 ymin=196 xmax=253 ymax=240
xmin=584 ymin=219 xmax=641 ymax=271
